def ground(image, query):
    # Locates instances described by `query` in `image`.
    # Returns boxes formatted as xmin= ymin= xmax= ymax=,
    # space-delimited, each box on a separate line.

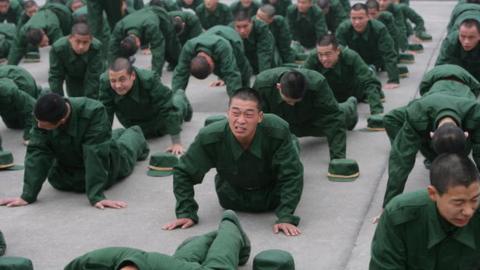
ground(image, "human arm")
xmin=435 ymin=33 xmax=459 ymax=66
xmin=378 ymin=26 xmax=399 ymax=84
xmin=48 ymin=44 xmax=66 ymax=96
xmin=214 ymin=40 xmax=242 ymax=96
xmin=98 ymin=74 xmax=116 ymax=127
xmin=83 ymin=40 xmax=105 ymax=99
xmin=352 ymin=53 xmax=384 ymax=114
xmin=256 ymin=23 xmax=275 ymax=72
xmin=146 ymin=23 xmax=166 ymax=76
xmin=275 ymin=17 xmax=295 ymax=63
xmin=171 ymin=41 xmax=195 ymax=91
xmin=313 ymin=9 xmax=328 ymax=42
xmin=108 ymin=24 xmax=124 ymax=64
xmin=7 ymin=30 xmax=27 ymax=65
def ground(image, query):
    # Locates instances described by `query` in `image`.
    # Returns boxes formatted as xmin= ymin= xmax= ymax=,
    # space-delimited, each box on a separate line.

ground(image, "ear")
xmin=427 ymin=185 xmax=439 ymax=202
xmin=130 ymin=71 xmax=136 ymax=80
xmin=276 ymin=83 xmax=282 ymax=92
xmin=465 ymin=131 xmax=469 ymax=139
xmin=430 ymin=131 xmax=434 ymax=138
xmin=258 ymin=111 xmax=264 ymax=123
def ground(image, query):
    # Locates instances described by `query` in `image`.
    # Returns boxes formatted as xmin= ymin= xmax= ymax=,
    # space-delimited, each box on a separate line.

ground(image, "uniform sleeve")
xmin=187 ymin=14 xmax=203 ymax=40
xmin=47 ymin=25 xmax=63 ymax=44
xmin=7 ymin=30 xmax=27 ymax=65
xmin=286 ymin=8 xmax=297 ymax=41
xmin=435 ymin=34 xmax=459 ymax=66
xmin=331 ymin=2 xmax=347 ymax=31
xmin=256 ymin=24 xmax=275 ymax=72
xmin=171 ymin=41 xmax=195 ymax=91
xmin=48 ymin=46 xmax=65 ymax=96
xmin=402 ymin=5 xmax=425 ymax=34
xmin=108 ymin=24 xmax=124 ymax=64
xmin=467 ymin=107 xmax=480 ymax=170
xmin=146 ymin=23 xmax=166 ymax=76
xmin=378 ymin=26 xmax=399 ymax=84
xmin=83 ymin=43 xmax=105 ymax=99
xmin=21 ymin=96 xmax=35 ymax=141
xmin=314 ymin=11 xmax=328 ymax=42
xmin=276 ymin=18 xmax=295 ymax=63
xmin=214 ymin=41 xmax=243 ymax=96
xmin=150 ymin=74 xmax=181 ymax=136
xmin=302 ymin=51 xmax=318 ymax=70
xmin=98 ymin=74 xmax=116 ymax=127
xmin=352 ymin=54 xmax=383 ymax=114
xmin=335 ymin=21 xmax=348 ymax=46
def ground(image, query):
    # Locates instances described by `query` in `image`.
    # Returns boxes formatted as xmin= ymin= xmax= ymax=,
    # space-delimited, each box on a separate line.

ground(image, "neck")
xmin=438 ymin=117 xmax=457 ymax=127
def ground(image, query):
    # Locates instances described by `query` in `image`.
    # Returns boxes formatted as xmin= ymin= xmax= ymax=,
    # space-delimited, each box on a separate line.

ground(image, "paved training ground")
xmin=0 ymin=1 xmax=457 ymax=269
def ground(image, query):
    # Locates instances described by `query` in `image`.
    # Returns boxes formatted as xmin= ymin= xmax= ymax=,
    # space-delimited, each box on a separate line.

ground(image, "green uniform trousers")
xmin=87 ymin=0 xmax=122 ymax=40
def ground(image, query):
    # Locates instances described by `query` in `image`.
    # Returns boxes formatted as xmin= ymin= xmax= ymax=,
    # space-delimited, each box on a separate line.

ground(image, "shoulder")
xmin=218 ymin=3 xmax=231 ymax=11
xmin=51 ymin=36 xmax=69 ymax=50
xmin=287 ymin=5 xmax=297 ymax=15
xmin=383 ymin=190 xmax=431 ymax=226
xmin=255 ymin=67 xmax=285 ymax=87
xmin=254 ymin=19 xmax=270 ymax=32
xmin=336 ymin=19 xmax=352 ymax=31
xmin=298 ymin=68 xmax=327 ymax=87
xmin=70 ymin=97 xmax=106 ymax=116
xmin=340 ymin=47 xmax=362 ymax=64
xmin=258 ymin=114 xmax=291 ymax=139
xmin=370 ymin=19 xmax=388 ymax=31
xmin=197 ymin=119 xmax=228 ymax=144
xmin=195 ymin=4 xmax=205 ymax=13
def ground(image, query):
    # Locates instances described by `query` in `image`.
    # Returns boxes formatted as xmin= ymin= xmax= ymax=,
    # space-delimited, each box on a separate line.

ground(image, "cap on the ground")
xmin=253 ymin=249 xmax=295 ymax=270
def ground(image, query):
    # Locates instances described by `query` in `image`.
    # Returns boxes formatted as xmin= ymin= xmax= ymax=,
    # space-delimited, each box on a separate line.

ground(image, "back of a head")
xmin=229 ymin=87 xmax=262 ymax=110
xmin=279 ymin=71 xmax=307 ymax=99
xmin=234 ymin=10 xmax=252 ymax=22
xmin=109 ymin=57 xmax=134 ymax=74
xmin=316 ymin=34 xmax=338 ymax=48
xmin=73 ymin=14 xmax=88 ymax=24
xmin=190 ymin=55 xmax=211 ymax=79
xmin=430 ymin=153 xmax=479 ymax=195
xmin=259 ymin=4 xmax=276 ymax=18
xmin=365 ymin=0 xmax=379 ymax=10
xmin=351 ymin=3 xmax=368 ymax=13
xmin=34 ymin=93 xmax=67 ymax=123
xmin=317 ymin=0 xmax=331 ymax=10
xmin=120 ymin=35 xmax=139 ymax=57
xmin=432 ymin=122 xmax=467 ymax=155
xmin=25 ymin=28 xmax=43 ymax=47
xmin=460 ymin=18 xmax=480 ymax=33
xmin=172 ymin=16 xmax=185 ymax=34
xmin=71 ymin=22 xmax=90 ymax=36
xmin=23 ymin=0 xmax=37 ymax=9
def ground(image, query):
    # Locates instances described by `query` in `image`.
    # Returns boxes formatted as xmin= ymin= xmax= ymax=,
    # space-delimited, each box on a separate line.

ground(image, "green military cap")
xmin=327 ymin=159 xmax=359 ymax=182
xmin=204 ymin=115 xmax=227 ymax=127
xmin=0 ymin=151 xmax=23 ymax=171
xmin=419 ymin=64 xmax=480 ymax=96
xmin=398 ymin=66 xmax=409 ymax=78
xmin=407 ymin=43 xmax=424 ymax=52
xmin=253 ymin=249 xmax=295 ymax=270
xmin=23 ymin=52 xmax=40 ymax=63
xmin=367 ymin=114 xmax=385 ymax=131
xmin=398 ymin=52 xmax=415 ymax=64
xmin=147 ymin=152 xmax=178 ymax=177
xmin=0 ymin=257 xmax=34 ymax=270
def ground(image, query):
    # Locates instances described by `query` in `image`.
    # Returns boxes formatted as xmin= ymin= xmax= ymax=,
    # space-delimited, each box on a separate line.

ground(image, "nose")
xmin=462 ymin=204 xmax=476 ymax=217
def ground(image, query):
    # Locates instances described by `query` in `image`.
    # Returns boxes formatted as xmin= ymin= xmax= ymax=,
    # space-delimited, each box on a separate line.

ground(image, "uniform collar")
xmin=296 ymin=7 xmax=313 ymax=22
xmin=226 ymin=123 xmax=263 ymax=160
xmin=433 ymin=109 xmax=462 ymax=129
xmin=114 ymin=70 xmax=140 ymax=103
xmin=61 ymin=100 xmax=78 ymax=137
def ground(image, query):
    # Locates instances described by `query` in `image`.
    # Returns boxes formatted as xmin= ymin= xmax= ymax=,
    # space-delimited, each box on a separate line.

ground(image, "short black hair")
xmin=120 ymin=34 xmax=139 ymax=57
xmin=234 ymin=10 xmax=252 ymax=22
xmin=73 ymin=14 xmax=88 ymax=24
xmin=317 ymin=0 xmax=330 ymax=10
xmin=109 ymin=57 xmax=134 ymax=74
xmin=279 ymin=71 xmax=307 ymax=99
xmin=190 ymin=55 xmax=211 ymax=79
xmin=432 ymin=122 xmax=467 ymax=155
xmin=229 ymin=87 xmax=262 ymax=110
xmin=172 ymin=16 xmax=185 ymax=35
xmin=365 ymin=0 xmax=379 ymax=10
xmin=34 ymin=93 xmax=68 ymax=124
xmin=351 ymin=3 xmax=368 ymax=14
xmin=460 ymin=18 xmax=480 ymax=33
xmin=430 ymin=153 xmax=480 ymax=195
xmin=71 ymin=22 xmax=91 ymax=36
xmin=316 ymin=34 xmax=338 ymax=48
xmin=23 ymin=0 xmax=38 ymax=9
xmin=25 ymin=28 xmax=44 ymax=47
xmin=259 ymin=4 xmax=276 ymax=18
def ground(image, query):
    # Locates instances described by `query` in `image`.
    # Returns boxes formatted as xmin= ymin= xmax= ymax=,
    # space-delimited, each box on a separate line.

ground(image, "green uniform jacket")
xmin=376 ymin=12 xmax=401 ymax=52
xmin=99 ymin=67 xmax=182 ymax=138
xmin=254 ymin=15 xmax=295 ymax=64
xmin=253 ymin=67 xmax=347 ymax=159
xmin=336 ymin=19 xmax=399 ymax=83
xmin=148 ymin=6 xmax=182 ymax=68
xmin=0 ymin=23 xmax=16 ymax=59
xmin=195 ymin=3 xmax=233 ymax=30
xmin=446 ymin=3 xmax=480 ymax=34
xmin=176 ymin=0 xmax=202 ymax=10
xmin=0 ymin=65 xmax=40 ymax=98
xmin=49 ymin=36 xmax=104 ymax=99
xmin=21 ymin=98 xmax=118 ymax=205
xmin=383 ymin=80 xmax=480 ymax=207
xmin=109 ymin=8 xmax=166 ymax=76
xmin=371 ymin=190 xmax=480 ymax=270
xmin=0 ymin=0 xmax=22 ymax=24
xmin=174 ymin=114 xmax=304 ymax=225
xmin=0 ymin=78 xmax=35 ymax=140
xmin=261 ymin=0 xmax=292 ymax=17
xmin=232 ymin=19 xmax=274 ymax=74
xmin=435 ymin=30 xmax=480 ymax=81
xmin=339 ymin=0 xmax=350 ymax=14
xmin=168 ymin=11 xmax=203 ymax=45
xmin=287 ymin=5 xmax=327 ymax=49
xmin=323 ymin=0 xmax=348 ymax=33
xmin=303 ymin=47 xmax=383 ymax=114
xmin=172 ymin=33 xmax=243 ymax=96
xmin=127 ymin=0 xmax=144 ymax=10
xmin=229 ymin=0 xmax=260 ymax=17
xmin=8 ymin=6 xmax=64 ymax=65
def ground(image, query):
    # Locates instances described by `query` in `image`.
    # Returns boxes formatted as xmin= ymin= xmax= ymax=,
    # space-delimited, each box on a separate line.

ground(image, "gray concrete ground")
xmin=0 ymin=1 xmax=457 ymax=269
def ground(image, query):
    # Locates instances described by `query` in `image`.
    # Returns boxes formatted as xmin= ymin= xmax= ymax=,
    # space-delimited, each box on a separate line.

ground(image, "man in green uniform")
xmin=371 ymin=153 xmax=480 ymax=270
xmin=381 ymin=65 xmax=480 ymax=208
xmin=0 ymin=0 xmax=22 ymax=24
xmin=195 ymin=0 xmax=233 ymax=30
xmin=230 ymin=0 xmax=260 ymax=17
xmin=366 ymin=0 xmax=402 ymax=53
xmin=177 ymin=0 xmax=202 ymax=10
xmin=172 ymin=26 xmax=252 ymax=96
xmin=0 ymin=78 xmax=35 ymax=144
xmin=99 ymin=58 xmax=191 ymax=155
xmin=317 ymin=0 xmax=348 ymax=33
xmin=17 ymin=0 xmax=38 ymax=30
xmin=169 ymin=10 xmax=203 ymax=46
xmin=446 ymin=0 xmax=480 ymax=34
xmin=436 ymin=19 xmax=480 ymax=81
xmin=287 ymin=0 xmax=327 ymax=50
xmin=0 ymin=23 xmax=15 ymax=61
xmin=49 ymin=22 xmax=104 ymax=99
xmin=232 ymin=11 xmax=275 ymax=74
xmin=0 ymin=65 xmax=40 ymax=98
xmin=394 ymin=0 xmax=432 ymax=41
xmin=336 ymin=3 xmax=400 ymax=89
xmin=253 ymin=67 xmax=358 ymax=161
xmin=262 ymin=0 xmax=291 ymax=16
xmin=0 ymin=93 xmax=150 ymax=209
xmin=255 ymin=4 xmax=295 ymax=64
xmin=163 ymin=88 xmax=304 ymax=236
xmin=66 ymin=210 xmax=250 ymax=270
xmin=87 ymin=0 xmax=122 ymax=42
xmin=303 ymin=34 xmax=383 ymax=115
xmin=7 ymin=2 xmax=72 ymax=65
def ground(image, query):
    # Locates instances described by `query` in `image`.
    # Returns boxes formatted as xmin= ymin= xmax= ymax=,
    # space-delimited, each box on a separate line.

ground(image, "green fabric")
xmin=73 ymin=6 xmax=111 ymax=58
xmin=382 ymin=79 xmax=480 ymax=207
xmin=0 ymin=230 xmax=5 ymax=256
xmin=435 ymin=30 xmax=480 ymax=81
xmin=323 ymin=0 xmax=348 ymax=33
xmin=87 ymin=0 xmax=122 ymax=40
xmin=0 ymin=151 xmax=13 ymax=167
xmin=230 ymin=0 xmax=260 ymax=17
xmin=0 ymin=78 xmax=35 ymax=140
xmin=336 ymin=19 xmax=399 ymax=83
xmin=261 ymin=0 xmax=292 ymax=17
xmin=0 ymin=23 xmax=15 ymax=58
xmin=148 ymin=152 xmax=178 ymax=177
xmin=303 ymin=46 xmax=383 ymax=114
xmin=20 ymin=98 xmax=148 ymax=205
xmin=385 ymin=3 xmax=408 ymax=51
xmin=99 ymin=67 xmax=183 ymax=138
xmin=376 ymin=12 xmax=401 ymax=52
xmin=0 ymin=257 xmax=33 ymax=270
xmin=49 ymin=36 xmax=104 ymax=99
xmin=254 ymin=15 xmax=295 ymax=64
xmin=367 ymin=114 xmax=384 ymax=129
xmin=174 ymin=114 xmax=303 ymax=225
xmin=328 ymin=159 xmax=359 ymax=175
xmin=286 ymin=5 xmax=327 ymax=49
xmin=204 ymin=115 xmax=227 ymax=126
xmin=371 ymin=190 xmax=480 ymax=270
xmin=168 ymin=11 xmax=203 ymax=45
xmin=176 ymin=0 xmax=202 ymax=10
xmin=0 ymin=0 xmax=23 ymax=24
xmin=253 ymin=249 xmax=295 ymax=270
xmin=195 ymin=3 xmax=233 ymax=30
xmin=0 ymin=65 xmax=40 ymax=98
xmin=253 ymin=67 xmax=347 ymax=160
xmin=419 ymin=64 xmax=480 ymax=97
xmin=446 ymin=3 xmax=480 ymax=34
xmin=398 ymin=3 xmax=426 ymax=35
xmin=338 ymin=0 xmax=350 ymax=14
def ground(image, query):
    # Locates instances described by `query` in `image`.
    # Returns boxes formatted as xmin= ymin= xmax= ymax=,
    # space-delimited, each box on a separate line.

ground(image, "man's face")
xmin=367 ymin=8 xmax=379 ymax=19
xmin=70 ymin=1 xmax=84 ymax=11
xmin=458 ymin=25 xmax=480 ymax=52
xmin=378 ymin=0 xmax=389 ymax=11
xmin=350 ymin=9 xmax=369 ymax=33
xmin=429 ymin=182 xmax=480 ymax=227
xmin=228 ymin=98 xmax=263 ymax=142
xmin=108 ymin=69 xmax=136 ymax=96
xmin=39 ymin=33 xmax=49 ymax=48
xmin=297 ymin=0 xmax=312 ymax=14
xmin=256 ymin=9 xmax=273 ymax=24
xmin=25 ymin=5 xmax=38 ymax=17
xmin=183 ymin=0 xmax=194 ymax=5
xmin=317 ymin=44 xmax=340 ymax=68
xmin=69 ymin=34 xmax=92 ymax=55
xmin=234 ymin=20 xmax=253 ymax=39
xmin=240 ymin=0 xmax=252 ymax=7
xmin=0 ymin=1 xmax=10 ymax=14
xmin=268 ymin=0 xmax=278 ymax=4
xmin=204 ymin=0 xmax=218 ymax=11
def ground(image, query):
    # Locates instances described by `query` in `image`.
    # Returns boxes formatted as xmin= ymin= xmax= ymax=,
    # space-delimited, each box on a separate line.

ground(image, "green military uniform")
xmin=0 ymin=78 xmax=35 ymax=141
xmin=0 ymin=23 xmax=15 ymax=59
xmin=177 ymin=0 xmax=202 ymax=10
xmin=154 ymin=0 xmax=180 ymax=11
xmin=174 ymin=114 xmax=303 ymax=225
xmin=127 ymin=0 xmax=144 ymax=10
xmin=72 ymin=6 xmax=111 ymax=58
xmin=49 ymin=36 xmax=104 ymax=99
xmin=287 ymin=4 xmax=327 ymax=49
xmin=398 ymin=3 xmax=427 ymax=38
xmin=436 ymin=30 xmax=480 ymax=81
xmin=0 ymin=65 xmax=40 ymax=98
xmin=0 ymin=0 xmax=22 ymax=24
xmin=99 ymin=67 xmax=186 ymax=139
xmin=261 ymin=0 xmax=292 ymax=17
xmin=254 ymin=15 xmax=295 ymax=64
xmin=323 ymin=0 xmax=348 ymax=33
xmin=375 ymin=12 xmax=401 ymax=52
xmin=169 ymin=10 xmax=203 ymax=45
xmin=382 ymin=66 xmax=480 ymax=207
xmin=230 ymin=0 xmax=260 ymax=17
xmin=339 ymin=0 xmax=350 ymax=13
xmin=446 ymin=3 xmax=480 ymax=34
xmin=231 ymin=19 xmax=274 ymax=74
xmin=87 ymin=0 xmax=122 ymax=41
xmin=336 ymin=19 xmax=399 ymax=83
xmin=383 ymin=3 xmax=408 ymax=51
xmin=371 ymin=190 xmax=480 ymax=270
xmin=20 ymin=98 xmax=149 ymax=205
xmin=195 ymin=2 xmax=233 ymax=30
xmin=172 ymin=27 xmax=251 ymax=96
xmin=303 ymin=46 xmax=384 ymax=114
xmin=253 ymin=67 xmax=357 ymax=159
